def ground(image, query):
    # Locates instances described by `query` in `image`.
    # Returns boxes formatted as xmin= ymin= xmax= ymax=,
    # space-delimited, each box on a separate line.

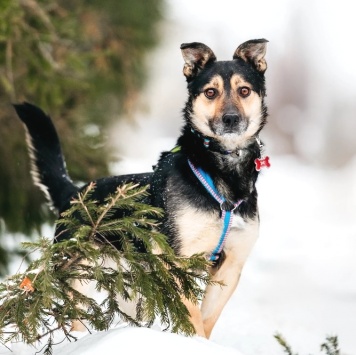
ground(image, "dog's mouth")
xmin=209 ymin=117 xmax=248 ymax=136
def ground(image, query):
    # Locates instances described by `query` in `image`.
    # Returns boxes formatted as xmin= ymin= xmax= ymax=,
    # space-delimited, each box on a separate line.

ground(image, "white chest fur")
xmin=175 ymin=205 xmax=259 ymax=259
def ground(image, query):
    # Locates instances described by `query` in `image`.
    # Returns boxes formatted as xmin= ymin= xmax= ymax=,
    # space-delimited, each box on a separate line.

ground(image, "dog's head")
xmin=181 ymin=39 xmax=268 ymax=149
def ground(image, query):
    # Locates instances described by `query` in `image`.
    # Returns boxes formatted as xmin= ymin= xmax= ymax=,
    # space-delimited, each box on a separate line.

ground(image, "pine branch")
xmin=0 ymin=183 xmax=212 ymax=353
xmin=274 ymin=333 xmax=298 ymax=355
xmin=275 ymin=333 xmax=343 ymax=355
xmin=320 ymin=336 xmax=340 ymax=355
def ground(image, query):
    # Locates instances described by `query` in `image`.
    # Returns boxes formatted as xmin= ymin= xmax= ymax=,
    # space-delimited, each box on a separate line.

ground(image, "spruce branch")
xmin=320 ymin=336 xmax=340 ymax=355
xmin=275 ymin=333 xmax=343 ymax=355
xmin=274 ymin=333 xmax=298 ymax=355
xmin=0 ymin=183 xmax=212 ymax=353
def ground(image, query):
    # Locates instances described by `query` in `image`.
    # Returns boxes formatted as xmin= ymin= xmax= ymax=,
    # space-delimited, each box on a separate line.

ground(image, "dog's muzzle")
xmin=221 ymin=113 xmax=245 ymax=134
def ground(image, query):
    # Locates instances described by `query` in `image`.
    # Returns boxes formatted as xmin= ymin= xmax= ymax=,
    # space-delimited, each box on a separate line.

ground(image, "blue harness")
xmin=187 ymin=160 xmax=243 ymax=262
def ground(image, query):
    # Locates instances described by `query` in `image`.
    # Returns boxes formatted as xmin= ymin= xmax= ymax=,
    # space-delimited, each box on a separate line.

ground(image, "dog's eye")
xmin=238 ymin=87 xmax=251 ymax=98
xmin=204 ymin=88 xmax=217 ymax=99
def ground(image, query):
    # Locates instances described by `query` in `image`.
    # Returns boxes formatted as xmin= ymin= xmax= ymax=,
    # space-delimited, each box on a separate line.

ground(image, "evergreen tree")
xmin=0 ymin=183 xmax=212 ymax=354
xmin=0 ymin=0 xmax=163 ymax=272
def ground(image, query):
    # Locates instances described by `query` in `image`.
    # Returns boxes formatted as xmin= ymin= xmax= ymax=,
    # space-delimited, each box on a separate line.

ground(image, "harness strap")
xmin=209 ymin=210 xmax=231 ymax=261
xmin=188 ymin=159 xmax=243 ymax=261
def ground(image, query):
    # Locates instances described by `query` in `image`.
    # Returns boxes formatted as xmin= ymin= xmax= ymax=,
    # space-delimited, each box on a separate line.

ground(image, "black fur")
xmin=13 ymin=103 xmax=79 ymax=211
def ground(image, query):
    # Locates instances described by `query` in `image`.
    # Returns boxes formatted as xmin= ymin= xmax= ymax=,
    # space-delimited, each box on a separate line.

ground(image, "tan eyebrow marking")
xmin=203 ymin=75 xmax=224 ymax=90
xmin=230 ymin=74 xmax=250 ymax=91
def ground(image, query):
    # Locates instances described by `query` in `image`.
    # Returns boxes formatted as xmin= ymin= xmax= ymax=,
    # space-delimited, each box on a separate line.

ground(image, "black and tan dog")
xmin=14 ymin=38 xmax=269 ymax=338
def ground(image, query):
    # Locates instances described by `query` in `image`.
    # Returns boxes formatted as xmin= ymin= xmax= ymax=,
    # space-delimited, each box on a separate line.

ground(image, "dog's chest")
xmin=174 ymin=205 xmax=258 ymax=258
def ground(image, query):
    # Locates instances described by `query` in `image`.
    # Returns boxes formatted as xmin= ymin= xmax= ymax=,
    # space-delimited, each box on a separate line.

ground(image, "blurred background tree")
xmin=0 ymin=0 xmax=163 ymax=272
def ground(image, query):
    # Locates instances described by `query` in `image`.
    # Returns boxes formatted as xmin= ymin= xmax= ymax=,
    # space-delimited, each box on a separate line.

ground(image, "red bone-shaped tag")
xmin=254 ymin=156 xmax=271 ymax=171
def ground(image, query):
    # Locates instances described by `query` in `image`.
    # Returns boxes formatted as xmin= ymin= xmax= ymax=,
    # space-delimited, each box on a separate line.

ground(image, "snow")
xmin=56 ymin=328 xmax=243 ymax=355
xmin=4 ymin=327 xmax=242 ymax=355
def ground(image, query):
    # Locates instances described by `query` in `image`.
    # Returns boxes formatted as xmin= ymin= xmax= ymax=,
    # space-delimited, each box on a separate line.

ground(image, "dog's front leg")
xmin=153 ymin=243 xmax=206 ymax=337
xmin=181 ymin=295 xmax=206 ymax=337
xmin=200 ymin=255 xmax=242 ymax=338
xmin=70 ymin=276 xmax=94 ymax=332
xmin=201 ymin=221 xmax=259 ymax=338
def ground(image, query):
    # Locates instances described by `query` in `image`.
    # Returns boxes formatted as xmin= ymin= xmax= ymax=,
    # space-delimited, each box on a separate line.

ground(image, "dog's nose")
xmin=222 ymin=114 xmax=240 ymax=127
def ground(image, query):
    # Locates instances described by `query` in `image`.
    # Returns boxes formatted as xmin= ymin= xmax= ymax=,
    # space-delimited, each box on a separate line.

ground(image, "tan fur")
xmin=190 ymin=75 xmax=224 ymax=138
xmin=176 ymin=205 xmax=222 ymax=257
xmin=229 ymin=74 xmax=264 ymax=143
xmin=180 ymin=296 xmax=206 ymax=337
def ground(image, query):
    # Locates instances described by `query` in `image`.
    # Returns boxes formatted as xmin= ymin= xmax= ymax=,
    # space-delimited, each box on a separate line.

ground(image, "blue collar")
xmin=188 ymin=160 xmax=243 ymax=262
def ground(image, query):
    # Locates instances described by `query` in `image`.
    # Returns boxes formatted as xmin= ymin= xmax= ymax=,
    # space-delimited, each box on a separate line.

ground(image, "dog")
xmin=14 ymin=38 xmax=269 ymax=339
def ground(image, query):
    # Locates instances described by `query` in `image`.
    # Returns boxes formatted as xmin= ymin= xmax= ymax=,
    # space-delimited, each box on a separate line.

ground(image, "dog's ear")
xmin=180 ymin=42 xmax=216 ymax=80
xmin=233 ymin=39 xmax=268 ymax=73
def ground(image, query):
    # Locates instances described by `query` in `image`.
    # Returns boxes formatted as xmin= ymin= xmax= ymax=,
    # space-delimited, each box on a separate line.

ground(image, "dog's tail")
xmin=13 ymin=102 xmax=79 ymax=211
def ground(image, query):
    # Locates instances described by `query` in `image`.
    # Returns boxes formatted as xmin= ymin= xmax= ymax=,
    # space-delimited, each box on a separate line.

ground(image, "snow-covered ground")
xmin=6 ymin=327 xmax=244 ymax=355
